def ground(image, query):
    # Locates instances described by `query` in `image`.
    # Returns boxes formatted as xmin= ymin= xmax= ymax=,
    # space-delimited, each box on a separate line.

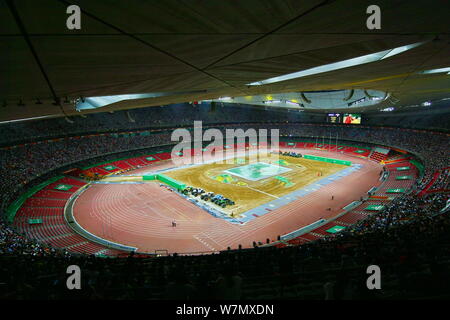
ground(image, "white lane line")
xmin=194 ymin=235 xmax=216 ymax=251
xmin=245 ymin=186 xmax=279 ymax=199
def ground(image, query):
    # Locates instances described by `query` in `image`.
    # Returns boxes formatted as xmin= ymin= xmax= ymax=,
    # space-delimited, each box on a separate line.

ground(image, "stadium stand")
xmin=2 ymin=0 xmax=450 ymax=302
xmin=0 ymin=111 xmax=449 ymax=299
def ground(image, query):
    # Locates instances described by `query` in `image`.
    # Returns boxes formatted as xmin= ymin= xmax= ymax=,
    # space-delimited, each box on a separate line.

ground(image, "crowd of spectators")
xmin=0 ymin=220 xmax=66 ymax=257
xmin=1 ymin=103 xmax=448 ymax=146
xmin=342 ymin=193 xmax=448 ymax=234
xmin=0 ymin=116 xmax=449 ymax=299
xmin=428 ymin=169 xmax=449 ymax=191
xmin=279 ymin=124 xmax=449 ymax=189
xmin=1 ymin=191 xmax=448 ymax=299
xmin=0 ymin=133 xmax=172 ymax=211
xmin=0 ymin=103 xmax=298 ymax=145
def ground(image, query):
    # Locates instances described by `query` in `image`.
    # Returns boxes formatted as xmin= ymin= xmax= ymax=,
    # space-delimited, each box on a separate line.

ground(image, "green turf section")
xmin=354 ymin=150 xmax=366 ymax=154
xmin=54 ymin=184 xmax=73 ymax=191
xmin=326 ymin=225 xmax=346 ymax=233
xmin=410 ymin=160 xmax=424 ymax=176
xmin=274 ymin=159 xmax=289 ymax=166
xmin=386 ymin=188 xmax=405 ymax=193
xmin=365 ymin=205 xmax=385 ymax=211
xmin=396 ymin=166 xmax=411 ymax=171
xmin=303 ymin=154 xmax=351 ymax=166
xmin=396 ymin=175 xmax=412 ymax=180
xmin=225 ymin=162 xmax=291 ymax=181
xmin=102 ymin=165 xmax=118 ymax=171
xmin=274 ymin=176 xmax=294 ymax=187
xmin=214 ymin=174 xmax=235 ymax=184
xmin=28 ymin=218 xmax=43 ymax=225
xmin=145 ymin=156 xmax=156 ymax=161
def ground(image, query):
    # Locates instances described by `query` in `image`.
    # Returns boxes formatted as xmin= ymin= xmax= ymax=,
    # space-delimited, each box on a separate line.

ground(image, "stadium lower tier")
xmin=7 ymin=139 xmax=422 ymax=256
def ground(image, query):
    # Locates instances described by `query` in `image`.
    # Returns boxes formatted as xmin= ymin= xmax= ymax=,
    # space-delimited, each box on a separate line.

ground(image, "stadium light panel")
xmin=247 ymin=41 xmax=426 ymax=86
xmin=379 ymin=42 xmax=424 ymax=60
xmin=75 ymin=93 xmax=156 ymax=111
xmin=286 ymin=100 xmax=300 ymax=106
xmin=264 ymin=100 xmax=282 ymax=104
xmin=418 ymin=67 xmax=450 ymax=74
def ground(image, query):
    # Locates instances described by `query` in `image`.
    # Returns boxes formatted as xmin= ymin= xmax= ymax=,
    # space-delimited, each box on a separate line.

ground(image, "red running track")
xmin=72 ymin=149 xmax=383 ymax=254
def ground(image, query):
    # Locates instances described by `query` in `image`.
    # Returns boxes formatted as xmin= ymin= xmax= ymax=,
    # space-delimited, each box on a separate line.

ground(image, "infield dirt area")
xmin=164 ymin=154 xmax=346 ymax=216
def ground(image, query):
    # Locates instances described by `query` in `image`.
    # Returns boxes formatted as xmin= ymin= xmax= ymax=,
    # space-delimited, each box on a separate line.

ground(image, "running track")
xmin=73 ymin=149 xmax=383 ymax=254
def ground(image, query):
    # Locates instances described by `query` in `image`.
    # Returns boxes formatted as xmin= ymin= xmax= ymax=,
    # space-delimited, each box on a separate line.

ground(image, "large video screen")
xmin=343 ymin=113 xmax=361 ymax=124
xmin=327 ymin=113 xmax=342 ymax=123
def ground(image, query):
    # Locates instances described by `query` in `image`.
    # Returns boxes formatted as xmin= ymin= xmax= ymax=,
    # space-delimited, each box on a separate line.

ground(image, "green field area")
xmin=224 ymin=162 xmax=292 ymax=181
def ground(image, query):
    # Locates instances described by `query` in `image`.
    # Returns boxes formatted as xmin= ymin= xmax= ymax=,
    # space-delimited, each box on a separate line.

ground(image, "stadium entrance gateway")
xmin=170 ymin=121 xmax=279 ymax=165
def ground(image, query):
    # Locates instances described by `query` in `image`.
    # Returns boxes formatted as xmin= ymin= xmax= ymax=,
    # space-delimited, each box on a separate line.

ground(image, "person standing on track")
xmin=172 ymin=220 xmax=177 ymax=227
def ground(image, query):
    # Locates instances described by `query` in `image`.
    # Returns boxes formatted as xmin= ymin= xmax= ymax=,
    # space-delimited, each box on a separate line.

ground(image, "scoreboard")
xmin=327 ymin=113 xmax=361 ymax=124
xmin=327 ymin=113 xmax=342 ymax=123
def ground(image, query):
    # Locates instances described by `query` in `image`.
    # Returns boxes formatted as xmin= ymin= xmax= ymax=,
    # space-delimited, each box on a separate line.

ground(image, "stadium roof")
xmin=1 ymin=0 xmax=450 ymax=121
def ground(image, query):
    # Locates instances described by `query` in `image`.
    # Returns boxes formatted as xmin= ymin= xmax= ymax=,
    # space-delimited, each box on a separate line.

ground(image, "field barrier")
xmin=342 ymin=200 xmax=363 ymax=211
xmin=303 ymin=154 xmax=352 ymax=166
xmin=64 ymin=184 xmax=138 ymax=253
xmin=280 ymin=219 xmax=327 ymax=241
xmin=275 ymin=198 xmax=367 ymax=245
xmin=410 ymin=159 xmax=425 ymax=177
xmin=368 ymin=186 xmax=379 ymax=194
xmin=143 ymin=173 xmax=186 ymax=191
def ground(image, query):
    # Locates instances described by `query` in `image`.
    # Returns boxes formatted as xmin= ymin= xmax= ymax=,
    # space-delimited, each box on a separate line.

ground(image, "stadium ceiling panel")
xmin=246 ymin=42 xmax=426 ymax=86
xmin=206 ymin=89 xmax=388 ymax=111
xmin=1 ymin=0 xmax=450 ymax=121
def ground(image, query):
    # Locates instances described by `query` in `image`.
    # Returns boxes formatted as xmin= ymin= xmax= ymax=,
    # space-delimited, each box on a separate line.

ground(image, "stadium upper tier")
xmin=0 ymin=102 xmax=448 ymax=145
